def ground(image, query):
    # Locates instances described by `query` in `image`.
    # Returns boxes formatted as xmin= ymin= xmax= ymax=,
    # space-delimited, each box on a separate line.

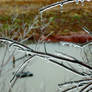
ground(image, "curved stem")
xmin=40 ymin=0 xmax=74 ymax=13
xmin=1 ymin=38 xmax=92 ymax=74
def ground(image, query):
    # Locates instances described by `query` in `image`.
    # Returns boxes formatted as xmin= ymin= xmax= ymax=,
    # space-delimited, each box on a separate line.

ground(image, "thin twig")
xmin=10 ymin=54 xmax=35 ymax=83
xmin=80 ymin=82 xmax=92 ymax=92
xmin=49 ymin=58 xmax=86 ymax=76
xmin=58 ymin=78 xmax=92 ymax=86
xmin=1 ymin=38 xmax=92 ymax=70
xmin=40 ymin=0 xmax=74 ymax=13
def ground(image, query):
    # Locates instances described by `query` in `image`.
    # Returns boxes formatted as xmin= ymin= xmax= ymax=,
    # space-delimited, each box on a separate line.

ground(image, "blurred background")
xmin=0 ymin=0 xmax=92 ymax=43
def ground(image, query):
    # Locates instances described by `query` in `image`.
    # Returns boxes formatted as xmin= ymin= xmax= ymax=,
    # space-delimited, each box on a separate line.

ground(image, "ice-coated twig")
xmin=24 ymin=15 xmax=39 ymax=36
xmin=20 ymin=32 xmax=33 ymax=43
xmin=82 ymin=27 xmax=92 ymax=36
xmin=55 ymin=50 xmax=78 ymax=61
xmin=58 ymin=80 xmax=92 ymax=92
xmin=20 ymin=13 xmax=47 ymax=43
xmin=1 ymin=44 xmax=9 ymax=67
xmin=38 ymin=31 xmax=54 ymax=43
xmin=58 ymin=78 xmax=92 ymax=86
xmin=8 ymin=78 xmax=18 ymax=92
xmin=0 ymin=37 xmax=34 ymax=52
xmin=34 ymin=31 xmax=54 ymax=52
xmin=86 ymin=87 xmax=92 ymax=92
xmin=40 ymin=2 xmax=61 ymax=13
xmin=38 ymin=54 xmax=87 ymax=76
xmin=32 ymin=51 xmax=92 ymax=70
xmin=79 ymin=82 xmax=92 ymax=92
xmin=40 ymin=0 xmax=86 ymax=13
xmin=40 ymin=0 xmax=74 ymax=13
xmin=1 ymin=38 xmax=92 ymax=70
xmin=9 ymin=54 xmax=35 ymax=92
xmin=61 ymin=85 xmax=83 ymax=92
xmin=2 ymin=48 xmax=16 ymax=68
xmin=10 ymin=54 xmax=35 ymax=83
xmin=48 ymin=58 xmax=86 ymax=76
xmin=1 ymin=38 xmax=92 ymax=73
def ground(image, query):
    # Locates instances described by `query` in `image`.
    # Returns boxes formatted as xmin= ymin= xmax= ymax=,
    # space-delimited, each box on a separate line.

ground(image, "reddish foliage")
xmin=43 ymin=34 xmax=92 ymax=43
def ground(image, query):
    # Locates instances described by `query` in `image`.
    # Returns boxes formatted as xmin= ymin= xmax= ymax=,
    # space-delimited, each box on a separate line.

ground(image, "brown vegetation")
xmin=0 ymin=0 xmax=92 ymax=43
